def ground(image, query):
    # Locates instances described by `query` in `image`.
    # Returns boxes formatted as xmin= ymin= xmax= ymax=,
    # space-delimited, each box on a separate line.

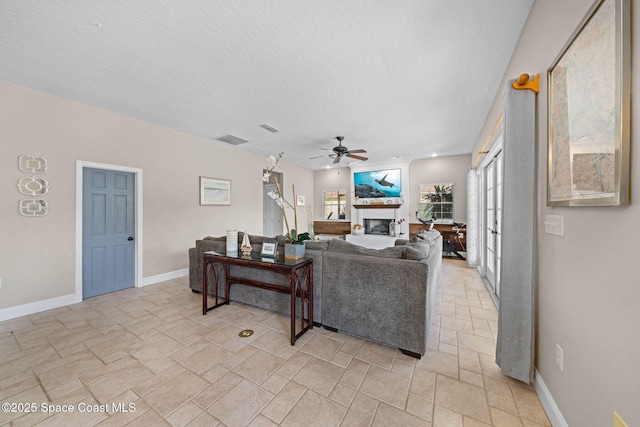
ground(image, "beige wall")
xmin=0 ymin=81 xmax=313 ymax=311
xmin=410 ymin=154 xmax=470 ymax=224
xmin=473 ymin=0 xmax=640 ymax=425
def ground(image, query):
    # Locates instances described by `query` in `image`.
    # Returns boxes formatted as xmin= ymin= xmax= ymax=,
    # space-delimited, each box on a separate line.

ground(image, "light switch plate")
xmin=544 ymin=215 xmax=564 ymax=237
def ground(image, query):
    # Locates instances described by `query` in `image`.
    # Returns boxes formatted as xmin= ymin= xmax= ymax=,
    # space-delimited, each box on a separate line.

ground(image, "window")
xmin=323 ymin=189 xmax=346 ymax=220
xmin=418 ymin=183 xmax=454 ymax=224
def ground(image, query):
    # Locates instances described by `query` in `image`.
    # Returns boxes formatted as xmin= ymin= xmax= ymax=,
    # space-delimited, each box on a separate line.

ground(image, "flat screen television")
xmin=354 ymin=168 xmax=402 ymax=198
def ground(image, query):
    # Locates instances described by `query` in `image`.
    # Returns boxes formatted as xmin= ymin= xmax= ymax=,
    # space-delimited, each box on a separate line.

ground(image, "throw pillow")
xmin=404 ymin=242 xmax=431 ymax=260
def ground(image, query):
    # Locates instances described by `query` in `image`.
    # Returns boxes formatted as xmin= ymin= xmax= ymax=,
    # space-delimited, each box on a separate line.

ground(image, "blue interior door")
xmin=83 ymin=168 xmax=135 ymax=298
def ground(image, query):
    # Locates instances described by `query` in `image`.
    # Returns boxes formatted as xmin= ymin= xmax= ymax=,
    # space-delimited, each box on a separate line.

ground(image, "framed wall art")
xmin=200 ymin=177 xmax=231 ymax=206
xmin=547 ymin=0 xmax=630 ymax=206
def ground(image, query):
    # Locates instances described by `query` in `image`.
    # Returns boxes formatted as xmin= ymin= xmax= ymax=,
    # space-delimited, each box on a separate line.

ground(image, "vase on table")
xmin=284 ymin=243 xmax=305 ymax=260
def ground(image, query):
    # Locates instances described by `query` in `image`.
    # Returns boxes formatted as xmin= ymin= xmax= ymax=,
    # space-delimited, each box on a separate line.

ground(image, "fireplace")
xmin=364 ymin=219 xmax=392 ymax=235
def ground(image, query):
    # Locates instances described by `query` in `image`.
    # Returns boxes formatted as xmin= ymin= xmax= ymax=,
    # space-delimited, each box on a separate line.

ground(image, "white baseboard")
xmin=0 ymin=269 xmax=189 ymax=322
xmin=534 ymin=369 xmax=569 ymax=427
xmin=0 ymin=293 xmax=80 ymax=323
xmin=139 ymin=268 xmax=189 ymax=287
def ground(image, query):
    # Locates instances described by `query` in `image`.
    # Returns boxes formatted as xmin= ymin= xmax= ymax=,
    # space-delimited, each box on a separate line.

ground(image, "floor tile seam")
xmin=356 ymin=379 xmax=411 ymax=412
xmin=2 ymin=368 xmax=51 ymax=406
xmin=140 ymin=383 xmax=209 ymax=423
xmin=506 ymin=382 xmax=550 ymax=426
xmin=256 ymin=379 xmax=309 ymax=425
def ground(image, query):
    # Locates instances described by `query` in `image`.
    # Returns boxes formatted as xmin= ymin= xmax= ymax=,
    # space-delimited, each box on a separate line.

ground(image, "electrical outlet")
xmin=555 ymin=344 xmax=564 ymax=371
xmin=545 ymin=215 xmax=565 ymax=236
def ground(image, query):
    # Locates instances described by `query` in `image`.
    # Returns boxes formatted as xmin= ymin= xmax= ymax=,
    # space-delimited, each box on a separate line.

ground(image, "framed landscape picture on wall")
xmin=200 ymin=177 xmax=231 ymax=206
xmin=547 ymin=0 xmax=630 ymax=206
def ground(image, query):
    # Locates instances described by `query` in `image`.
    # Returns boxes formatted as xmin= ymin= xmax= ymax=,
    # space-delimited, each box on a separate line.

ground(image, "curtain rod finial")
xmin=512 ymin=73 xmax=540 ymax=93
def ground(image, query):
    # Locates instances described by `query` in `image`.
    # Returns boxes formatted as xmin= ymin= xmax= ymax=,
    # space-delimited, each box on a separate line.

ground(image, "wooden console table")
xmin=202 ymin=251 xmax=313 ymax=345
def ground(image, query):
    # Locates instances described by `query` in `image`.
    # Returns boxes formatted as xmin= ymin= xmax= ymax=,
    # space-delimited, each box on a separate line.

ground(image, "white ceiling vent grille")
xmin=215 ymin=134 xmax=249 ymax=145
xmin=259 ymin=123 xmax=280 ymax=133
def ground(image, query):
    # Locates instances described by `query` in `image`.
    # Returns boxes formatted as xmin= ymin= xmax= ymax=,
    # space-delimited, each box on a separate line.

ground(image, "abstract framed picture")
xmin=200 ymin=177 xmax=231 ymax=206
xmin=547 ymin=0 xmax=630 ymax=206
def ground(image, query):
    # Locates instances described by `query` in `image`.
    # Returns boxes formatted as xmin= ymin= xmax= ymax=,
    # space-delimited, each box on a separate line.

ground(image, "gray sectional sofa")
xmin=188 ymin=230 xmax=442 ymax=357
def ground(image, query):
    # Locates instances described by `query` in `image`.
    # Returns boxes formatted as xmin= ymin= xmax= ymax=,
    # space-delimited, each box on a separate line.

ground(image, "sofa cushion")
xmin=404 ymin=241 xmax=431 ymax=260
xmin=304 ymin=241 xmax=329 ymax=252
xmin=412 ymin=230 xmax=440 ymax=245
xmin=328 ymin=238 xmax=407 ymax=259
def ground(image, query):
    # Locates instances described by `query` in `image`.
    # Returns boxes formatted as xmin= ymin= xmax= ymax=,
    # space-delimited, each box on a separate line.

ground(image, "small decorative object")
xmin=397 ymin=218 xmax=406 ymax=236
xmin=352 ymin=224 xmax=365 ymax=235
xmin=18 ymin=155 xmax=47 ymax=173
xmin=263 ymin=152 xmax=311 ymax=247
xmin=226 ymin=229 xmax=238 ymax=252
xmin=284 ymin=243 xmax=305 ymax=260
xmin=241 ymin=231 xmax=252 ymax=256
xmin=547 ymin=0 xmax=630 ymax=206
xmin=19 ymin=199 xmax=48 ymax=216
xmin=307 ymin=204 xmax=315 ymax=240
xmin=388 ymin=220 xmax=397 ymax=237
xmin=260 ymin=242 xmax=277 ymax=257
xmin=200 ymin=177 xmax=231 ymax=205
xmin=238 ymin=329 xmax=254 ymax=338
xmin=17 ymin=176 xmax=49 ymax=196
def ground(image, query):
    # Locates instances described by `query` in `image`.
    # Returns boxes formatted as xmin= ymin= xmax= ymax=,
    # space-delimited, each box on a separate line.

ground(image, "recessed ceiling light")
xmin=325 ymin=165 xmax=331 ymax=169
xmin=431 ymin=153 xmax=439 ymax=157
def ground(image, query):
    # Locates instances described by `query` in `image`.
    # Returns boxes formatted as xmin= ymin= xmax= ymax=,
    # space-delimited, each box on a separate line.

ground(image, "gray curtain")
xmin=495 ymin=78 xmax=536 ymax=384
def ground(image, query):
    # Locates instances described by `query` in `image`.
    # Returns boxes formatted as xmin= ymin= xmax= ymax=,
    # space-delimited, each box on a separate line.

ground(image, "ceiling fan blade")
xmin=346 ymin=153 xmax=368 ymax=161
xmin=346 ymin=149 xmax=367 ymax=154
xmin=309 ymin=154 xmax=329 ymax=159
xmin=333 ymin=156 xmax=342 ymax=164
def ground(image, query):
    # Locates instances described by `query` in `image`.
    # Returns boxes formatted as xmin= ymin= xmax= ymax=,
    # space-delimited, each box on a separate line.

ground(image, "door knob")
xmin=128 ymin=236 xmax=134 ymax=241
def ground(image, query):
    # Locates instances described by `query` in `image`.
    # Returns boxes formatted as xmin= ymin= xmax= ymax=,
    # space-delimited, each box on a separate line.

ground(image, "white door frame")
xmin=478 ymin=134 xmax=503 ymax=304
xmin=75 ymin=161 xmax=144 ymax=301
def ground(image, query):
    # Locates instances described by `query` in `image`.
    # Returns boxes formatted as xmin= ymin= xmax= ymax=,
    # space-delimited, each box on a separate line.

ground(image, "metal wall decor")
xmin=18 ymin=155 xmax=47 ymax=173
xmin=17 ymin=154 xmax=49 ymax=216
xmin=17 ymin=176 xmax=50 ymax=196
xmin=19 ymin=199 xmax=48 ymax=216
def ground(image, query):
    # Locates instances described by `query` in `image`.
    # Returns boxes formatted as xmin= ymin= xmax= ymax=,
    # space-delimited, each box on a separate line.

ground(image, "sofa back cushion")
xmin=304 ymin=241 xmax=329 ymax=252
xmin=404 ymin=241 xmax=432 ymax=260
xmin=412 ymin=230 xmax=440 ymax=245
xmin=327 ymin=238 xmax=407 ymax=259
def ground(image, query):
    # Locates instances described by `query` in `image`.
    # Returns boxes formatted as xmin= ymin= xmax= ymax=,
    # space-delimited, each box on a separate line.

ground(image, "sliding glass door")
xmin=484 ymin=150 xmax=503 ymax=300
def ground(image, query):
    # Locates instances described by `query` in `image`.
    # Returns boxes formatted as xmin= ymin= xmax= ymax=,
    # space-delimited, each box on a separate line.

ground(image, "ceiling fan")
xmin=309 ymin=136 xmax=368 ymax=164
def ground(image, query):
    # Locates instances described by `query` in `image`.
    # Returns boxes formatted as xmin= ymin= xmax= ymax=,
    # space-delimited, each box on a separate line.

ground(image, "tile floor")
xmin=0 ymin=259 xmax=551 ymax=426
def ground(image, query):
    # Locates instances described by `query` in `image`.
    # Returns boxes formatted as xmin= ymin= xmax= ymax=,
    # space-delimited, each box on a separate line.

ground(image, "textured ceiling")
xmin=0 ymin=0 xmax=533 ymax=169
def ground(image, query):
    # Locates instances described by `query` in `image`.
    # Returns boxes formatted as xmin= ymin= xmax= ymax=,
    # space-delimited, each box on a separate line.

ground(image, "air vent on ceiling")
xmin=215 ymin=134 xmax=249 ymax=145
xmin=259 ymin=123 xmax=280 ymax=133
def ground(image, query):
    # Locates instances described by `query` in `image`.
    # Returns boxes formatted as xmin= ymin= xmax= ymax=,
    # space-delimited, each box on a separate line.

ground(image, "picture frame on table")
xmin=547 ymin=0 xmax=630 ymax=206
xmin=260 ymin=242 xmax=277 ymax=258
